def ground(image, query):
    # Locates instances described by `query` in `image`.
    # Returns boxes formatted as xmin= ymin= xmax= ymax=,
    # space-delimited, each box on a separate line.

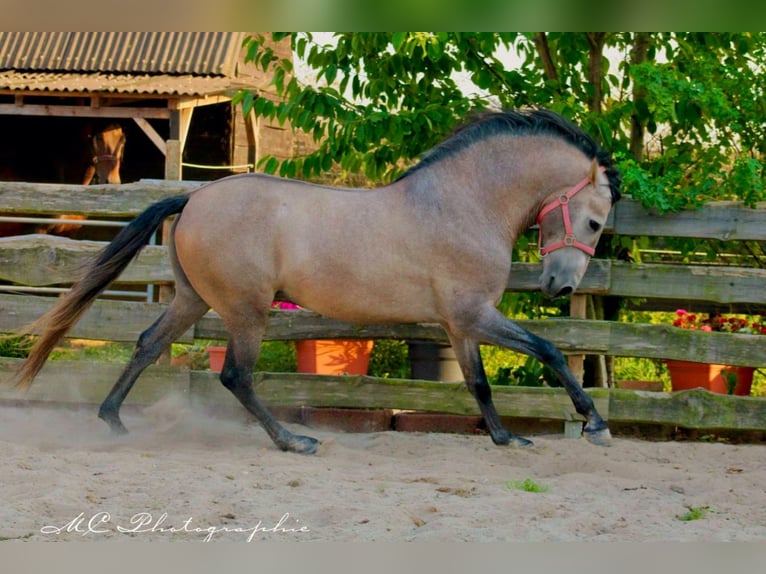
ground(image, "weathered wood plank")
xmin=606 ymin=262 xmax=766 ymax=305
xmin=1 ymin=297 xmax=763 ymax=367
xmin=240 ymin=313 xmax=766 ymax=367
xmin=612 ymin=199 xmax=766 ymax=241
xmin=523 ymin=320 xmax=766 ymax=367
xmin=195 ymin=310 xmax=446 ymax=342
xmin=509 ymin=260 xmax=766 ymax=305
xmin=0 ymin=234 xmax=172 ymax=285
xmin=3 ymin=362 xmax=763 ymax=432
xmin=608 ymin=388 xmax=766 ymax=430
xmin=0 ymin=358 xmax=189 ymax=405
xmin=0 ymin=181 xmax=764 ymax=241
xmin=0 ymin=294 xmax=193 ymax=343
xmin=190 ymin=373 xmax=766 ymax=430
xmin=2 ymin=236 xmax=763 ymax=306
xmin=190 ymin=372 xmax=607 ymax=421
xmin=0 ymin=180 xmax=200 ymax=216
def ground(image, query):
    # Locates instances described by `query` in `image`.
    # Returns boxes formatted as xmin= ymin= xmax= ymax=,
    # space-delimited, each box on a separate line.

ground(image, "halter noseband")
xmin=92 ymin=154 xmax=120 ymax=165
xmin=536 ymin=166 xmax=605 ymax=257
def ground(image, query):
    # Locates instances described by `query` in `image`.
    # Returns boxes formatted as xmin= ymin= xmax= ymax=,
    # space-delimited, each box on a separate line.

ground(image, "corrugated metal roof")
xmin=0 ymin=70 xmax=256 ymax=97
xmin=0 ymin=32 xmax=246 ymax=76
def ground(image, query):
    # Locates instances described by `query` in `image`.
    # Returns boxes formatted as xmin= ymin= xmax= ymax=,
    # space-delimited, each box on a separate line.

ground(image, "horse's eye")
xmin=589 ymin=220 xmax=602 ymax=232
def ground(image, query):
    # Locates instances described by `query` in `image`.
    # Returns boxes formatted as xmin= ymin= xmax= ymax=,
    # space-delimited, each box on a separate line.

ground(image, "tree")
xmin=239 ymin=32 xmax=764 ymax=212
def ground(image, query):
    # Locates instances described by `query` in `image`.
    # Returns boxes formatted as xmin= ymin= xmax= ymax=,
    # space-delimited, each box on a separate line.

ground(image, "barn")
xmin=0 ymin=32 xmax=294 ymax=184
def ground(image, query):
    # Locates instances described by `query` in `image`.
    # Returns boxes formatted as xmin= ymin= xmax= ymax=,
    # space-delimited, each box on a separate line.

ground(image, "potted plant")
xmin=666 ymin=309 xmax=763 ymax=395
xmin=273 ymin=301 xmax=374 ymax=375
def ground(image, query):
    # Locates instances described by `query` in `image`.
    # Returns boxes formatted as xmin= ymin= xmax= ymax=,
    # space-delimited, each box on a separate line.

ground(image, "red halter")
xmin=536 ymin=167 xmax=605 ymax=257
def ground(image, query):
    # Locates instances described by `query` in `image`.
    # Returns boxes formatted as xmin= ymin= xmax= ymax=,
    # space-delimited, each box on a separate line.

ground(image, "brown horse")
xmin=48 ymin=123 xmax=126 ymax=236
xmin=13 ymin=108 xmax=621 ymax=455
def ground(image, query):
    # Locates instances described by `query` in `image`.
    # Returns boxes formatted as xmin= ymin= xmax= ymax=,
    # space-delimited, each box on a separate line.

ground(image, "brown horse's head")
xmin=84 ymin=124 xmax=125 ymax=184
xmin=537 ymin=159 xmax=616 ymax=298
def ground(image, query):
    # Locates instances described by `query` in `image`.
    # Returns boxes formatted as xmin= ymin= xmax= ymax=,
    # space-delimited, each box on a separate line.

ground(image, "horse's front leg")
xmin=448 ymin=335 xmax=533 ymax=447
xmin=457 ymin=306 xmax=611 ymax=446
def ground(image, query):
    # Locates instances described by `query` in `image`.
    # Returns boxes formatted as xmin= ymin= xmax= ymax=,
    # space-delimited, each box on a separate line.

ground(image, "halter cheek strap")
xmin=536 ymin=167 xmax=606 ymax=257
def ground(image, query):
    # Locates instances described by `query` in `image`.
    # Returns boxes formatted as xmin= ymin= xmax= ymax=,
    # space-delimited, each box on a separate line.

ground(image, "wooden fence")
xmin=1 ymin=180 xmax=765 ymax=434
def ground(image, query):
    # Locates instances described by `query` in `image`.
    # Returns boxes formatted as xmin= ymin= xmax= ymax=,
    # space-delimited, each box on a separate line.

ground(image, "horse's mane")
xmin=398 ymin=108 xmax=621 ymax=203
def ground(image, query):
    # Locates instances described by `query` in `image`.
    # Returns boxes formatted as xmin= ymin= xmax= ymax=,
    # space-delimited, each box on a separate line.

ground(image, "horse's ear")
xmin=589 ymin=158 xmax=600 ymax=184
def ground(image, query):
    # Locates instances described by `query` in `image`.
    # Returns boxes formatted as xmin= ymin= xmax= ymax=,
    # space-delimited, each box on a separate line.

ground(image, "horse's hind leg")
xmin=219 ymin=313 xmax=318 ymax=455
xmin=98 ymin=291 xmax=210 ymax=434
xmin=448 ymin=335 xmax=533 ymax=447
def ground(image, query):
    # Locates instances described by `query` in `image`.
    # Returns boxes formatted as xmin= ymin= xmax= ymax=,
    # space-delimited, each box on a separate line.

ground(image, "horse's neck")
xmin=401 ymin=146 xmax=563 ymax=241
xmin=462 ymin=137 xmax=591 ymax=239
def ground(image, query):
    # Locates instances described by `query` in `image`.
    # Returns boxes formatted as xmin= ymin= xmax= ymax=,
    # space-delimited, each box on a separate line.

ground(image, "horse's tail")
xmin=13 ymin=194 xmax=190 ymax=389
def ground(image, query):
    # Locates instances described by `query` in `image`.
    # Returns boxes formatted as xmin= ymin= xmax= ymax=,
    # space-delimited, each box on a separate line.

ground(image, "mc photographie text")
xmin=41 ymin=511 xmax=310 ymax=542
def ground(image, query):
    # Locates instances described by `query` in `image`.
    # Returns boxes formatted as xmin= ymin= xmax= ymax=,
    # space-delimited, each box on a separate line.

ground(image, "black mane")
xmin=398 ymin=108 xmax=621 ymax=203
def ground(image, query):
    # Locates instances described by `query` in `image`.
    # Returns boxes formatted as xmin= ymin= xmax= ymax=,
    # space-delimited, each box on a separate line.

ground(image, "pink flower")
xmin=271 ymin=301 xmax=301 ymax=310
xmin=700 ymin=325 xmax=713 ymax=332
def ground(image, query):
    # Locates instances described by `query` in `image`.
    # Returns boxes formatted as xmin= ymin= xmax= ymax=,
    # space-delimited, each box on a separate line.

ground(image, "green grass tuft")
xmin=676 ymin=506 xmax=711 ymax=521
xmin=505 ymin=478 xmax=550 ymax=493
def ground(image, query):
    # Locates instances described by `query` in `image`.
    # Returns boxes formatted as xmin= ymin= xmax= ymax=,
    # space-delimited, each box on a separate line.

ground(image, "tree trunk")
xmin=586 ymin=33 xmax=607 ymax=113
xmin=629 ymin=33 xmax=652 ymax=161
xmin=534 ymin=33 xmax=559 ymax=82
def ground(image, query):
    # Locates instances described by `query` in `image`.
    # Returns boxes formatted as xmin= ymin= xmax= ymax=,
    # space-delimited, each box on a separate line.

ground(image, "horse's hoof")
xmin=491 ymin=430 xmax=533 ymax=448
xmin=511 ymin=435 xmax=534 ymax=448
xmin=584 ymin=427 xmax=612 ymax=446
xmin=285 ymin=434 xmax=320 ymax=455
xmin=98 ymin=410 xmax=129 ymax=435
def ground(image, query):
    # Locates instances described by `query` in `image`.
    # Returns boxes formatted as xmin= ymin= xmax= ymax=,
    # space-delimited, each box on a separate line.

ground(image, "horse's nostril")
xmin=548 ymin=276 xmax=556 ymax=290
xmin=556 ymin=286 xmax=573 ymax=297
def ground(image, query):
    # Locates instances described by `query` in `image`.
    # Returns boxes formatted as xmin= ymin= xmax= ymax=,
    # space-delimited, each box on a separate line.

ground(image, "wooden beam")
xmin=164 ymin=139 xmax=182 ymax=180
xmin=0 ymin=180 xmax=200 ymax=216
xmin=0 ymin=103 xmax=170 ymax=119
xmin=568 ymin=294 xmax=587 ymax=384
xmin=0 ymin=238 xmax=172 ymax=286
xmin=173 ymin=95 xmax=231 ymax=110
xmin=132 ymin=117 xmax=167 ymax=156
xmin=0 ymin=295 xmax=190 ymax=343
xmin=179 ymin=108 xmax=193 ymax=151
xmin=1 ymin=362 xmax=763 ymax=432
xmin=614 ymin=199 xmax=766 ymax=241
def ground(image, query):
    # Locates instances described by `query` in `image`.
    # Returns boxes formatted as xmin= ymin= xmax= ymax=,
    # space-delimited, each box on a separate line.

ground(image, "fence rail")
xmin=1 ymin=180 xmax=765 ymax=433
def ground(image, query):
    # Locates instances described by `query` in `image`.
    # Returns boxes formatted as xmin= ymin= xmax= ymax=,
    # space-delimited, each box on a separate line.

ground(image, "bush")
xmin=0 ymin=335 xmax=33 ymax=358
xmin=255 ymin=341 xmax=296 ymax=372
xmin=368 ymin=340 xmax=409 ymax=378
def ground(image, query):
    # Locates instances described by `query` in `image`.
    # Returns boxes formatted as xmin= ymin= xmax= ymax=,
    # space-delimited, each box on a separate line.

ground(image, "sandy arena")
xmin=1 ymin=394 xmax=764 ymax=542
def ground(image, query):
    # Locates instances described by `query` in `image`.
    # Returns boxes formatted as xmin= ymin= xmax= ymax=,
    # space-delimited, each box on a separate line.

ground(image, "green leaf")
xmin=262 ymin=156 xmax=279 ymax=175
xmin=391 ymin=32 xmax=407 ymax=52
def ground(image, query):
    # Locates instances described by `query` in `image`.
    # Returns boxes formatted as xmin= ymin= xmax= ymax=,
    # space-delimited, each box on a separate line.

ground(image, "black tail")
xmin=13 ymin=194 xmax=190 ymax=388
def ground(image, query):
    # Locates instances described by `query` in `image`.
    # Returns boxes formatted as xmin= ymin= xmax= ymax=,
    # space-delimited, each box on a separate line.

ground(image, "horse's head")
xmin=537 ymin=159 xmax=617 ymax=298
xmin=84 ymin=124 xmax=125 ymax=185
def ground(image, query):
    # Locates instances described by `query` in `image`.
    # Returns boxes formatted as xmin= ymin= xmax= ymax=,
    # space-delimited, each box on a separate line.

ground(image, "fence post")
xmin=568 ymin=293 xmax=586 ymax=384
xmin=157 ymin=138 xmax=182 ymax=363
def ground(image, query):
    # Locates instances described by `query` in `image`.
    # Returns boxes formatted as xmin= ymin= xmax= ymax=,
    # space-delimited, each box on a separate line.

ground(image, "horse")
xmin=12 ymin=108 xmax=621 ymax=455
xmin=47 ymin=123 xmax=126 ymax=236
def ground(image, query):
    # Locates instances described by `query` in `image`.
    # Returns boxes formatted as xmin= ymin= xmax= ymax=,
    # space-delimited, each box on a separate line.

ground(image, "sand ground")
xmin=1 ymin=394 xmax=764 ymax=542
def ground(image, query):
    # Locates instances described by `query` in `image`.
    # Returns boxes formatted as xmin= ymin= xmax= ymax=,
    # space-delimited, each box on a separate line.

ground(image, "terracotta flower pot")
xmin=666 ymin=360 xmax=754 ymax=396
xmin=296 ymin=340 xmax=374 ymax=375
xmin=206 ymin=346 xmax=227 ymax=373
